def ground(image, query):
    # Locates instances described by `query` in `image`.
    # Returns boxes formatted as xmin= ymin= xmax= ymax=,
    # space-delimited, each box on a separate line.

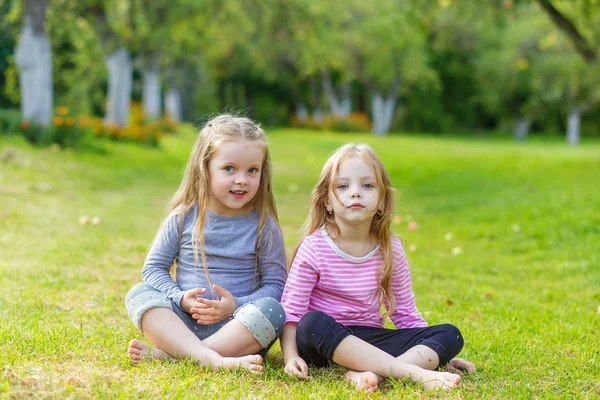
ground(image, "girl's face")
xmin=207 ymin=139 xmax=265 ymax=216
xmin=327 ymin=155 xmax=380 ymax=227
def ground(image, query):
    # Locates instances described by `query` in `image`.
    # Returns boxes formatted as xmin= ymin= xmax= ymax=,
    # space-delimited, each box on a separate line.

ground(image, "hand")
xmin=180 ymin=287 xmax=207 ymax=314
xmin=284 ymin=356 xmax=309 ymax=380
xmin=445 ymin=357 xmax=476 ymax=374
xmin=190 ymin=284 xmax=237 ymax=325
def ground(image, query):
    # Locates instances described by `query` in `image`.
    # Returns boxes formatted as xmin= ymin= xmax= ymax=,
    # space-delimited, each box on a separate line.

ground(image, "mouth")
xmin=230 ymin=190 xmax=247 ymax=199
xmin=348 ymin=203 xmax=364 ymax=209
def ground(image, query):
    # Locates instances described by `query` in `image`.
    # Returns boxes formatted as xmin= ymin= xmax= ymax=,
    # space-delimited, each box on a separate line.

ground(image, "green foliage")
xmin=2 ymin=0 xmax=600 ymax=138
xmin=0 ymin=108 xmax=21 ymax=135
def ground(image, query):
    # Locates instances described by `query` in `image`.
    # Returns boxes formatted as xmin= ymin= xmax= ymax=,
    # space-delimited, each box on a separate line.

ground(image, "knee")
xmin=437 ymin=323 xmax=464 ymax=360
xmin=297 ymin=310 xmax=336 ymax=338
xmin=125 ymin=282 xmax=150 ymax=305
xmin=125 ymin=283 xmax=172 ymax=332
xmin=442 ymin=324 xmax=464 ymax=350
xmin=233 ymin=297 xmax=285 ymax=349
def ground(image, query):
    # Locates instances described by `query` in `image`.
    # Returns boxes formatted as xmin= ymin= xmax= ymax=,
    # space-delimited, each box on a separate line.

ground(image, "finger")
xmin=299 ymin=361 xmax=309 ymax=377
xmin=292 ymin=366 xmax=309 ymax=380
xmin=195 ymin=317 xmax=217 ymax=325
xmin=191 ymin=288 xmax=206 ymax=296
xmin=213 ymin=284 xmax=234 ymax=299
xmin=193 ymin=313 xmax=218 ymax=321
xmin=196 ymin=298 xmax=221 ymax=308
xmin=190 ymin=307 xmax=216 ymax=316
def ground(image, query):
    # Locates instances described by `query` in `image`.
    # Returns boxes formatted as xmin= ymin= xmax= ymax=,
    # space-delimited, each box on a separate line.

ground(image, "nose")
xmin=350 ymin=188 xmax=362 ymax=198
xmin=235 ymin=173 xmax=248 ymax=185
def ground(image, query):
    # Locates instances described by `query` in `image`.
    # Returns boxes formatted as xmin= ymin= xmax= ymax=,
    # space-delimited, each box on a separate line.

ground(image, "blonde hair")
xmin=168 ymin=114 xmax=278 ymax=294
xmin=292 ymin=143 xmax=397 ymax=317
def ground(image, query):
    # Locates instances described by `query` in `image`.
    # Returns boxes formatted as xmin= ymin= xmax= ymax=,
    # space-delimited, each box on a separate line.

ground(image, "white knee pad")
xmin=233 ymin=298 xmax=285 ymax=348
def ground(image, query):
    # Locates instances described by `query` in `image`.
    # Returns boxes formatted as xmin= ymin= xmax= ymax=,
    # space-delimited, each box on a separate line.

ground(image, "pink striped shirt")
xmin=281 ymin=227 xmax=428 ymax=329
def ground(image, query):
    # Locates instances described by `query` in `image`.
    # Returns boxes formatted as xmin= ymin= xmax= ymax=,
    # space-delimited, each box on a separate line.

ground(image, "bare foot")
xmin=420 ymin=370 xmax=461 ymax=390
xmin=220 ymin=354 xmax=264 ymax=374
xmin=127 ymin=339 xmax=172 ymax=364
xmin=345 ymin=370 xmax=379 ymax=393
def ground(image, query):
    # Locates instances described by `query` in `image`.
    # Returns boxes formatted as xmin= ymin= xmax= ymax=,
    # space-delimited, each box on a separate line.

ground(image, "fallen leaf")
xmin=66 ymin=376 xmax=87 ymax=387
xmin=446 ymin=299 xmax=454 ymax=306
xmin=482 ymin=292 xmax=494 ymax=299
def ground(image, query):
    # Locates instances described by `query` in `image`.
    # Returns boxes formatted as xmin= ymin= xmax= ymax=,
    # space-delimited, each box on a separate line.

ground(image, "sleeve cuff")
xmin=172 ymin=291 xmax=186 ymax=310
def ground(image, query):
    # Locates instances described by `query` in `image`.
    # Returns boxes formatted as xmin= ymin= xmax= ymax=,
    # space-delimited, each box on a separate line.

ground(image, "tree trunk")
xmin=371 ymin=92 xmax=397 ymax=135
xmin=322 ymin=72 xmax=351 ymax=117
xmin=15 ymin=0 xmax=52 ymax=126
xmin=142 ymin=54 xmax=161 ymax=120
xmin=296 ymin=102 xmax=308 ymax=122
xmin=566 ymin=105 xmax=580 ymax=145
xmin=370 ymin=76 xmax=400 ymax=136
xmin=309 ymin=75 xmax=323 ymax=123
xmin=104 ymin=47 xmax=132 ymax=127
xmin=164 ymin=88 xmax=181 ymax=122
xmin=513 ymin=116 xmax=531 ymax=141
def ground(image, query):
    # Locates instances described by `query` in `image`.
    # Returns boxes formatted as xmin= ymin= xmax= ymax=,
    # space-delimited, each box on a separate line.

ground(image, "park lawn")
xmin=0 ymin=128 xmax=599 ymax=399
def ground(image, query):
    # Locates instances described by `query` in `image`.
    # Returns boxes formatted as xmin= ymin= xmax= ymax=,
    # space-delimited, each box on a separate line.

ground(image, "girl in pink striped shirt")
xmin=280 ymin=143 xmax=475 ymax=393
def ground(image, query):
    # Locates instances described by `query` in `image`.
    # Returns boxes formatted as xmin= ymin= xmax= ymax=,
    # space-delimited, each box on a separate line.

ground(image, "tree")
xmin=535 ymin=0 xmax=599 ymax=144
xmin=15 ymin=0 xmax=52 ymax=126
xmin=354 ymin=0 xmax=438 ymax=135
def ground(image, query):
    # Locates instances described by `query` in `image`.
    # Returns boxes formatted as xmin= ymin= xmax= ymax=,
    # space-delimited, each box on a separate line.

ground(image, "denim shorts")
xmin=125 ymin=282 xmax=285 ymax=348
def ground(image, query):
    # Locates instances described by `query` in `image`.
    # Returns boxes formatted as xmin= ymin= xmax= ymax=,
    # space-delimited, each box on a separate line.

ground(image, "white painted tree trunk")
xmin=313 ymin=108 xmax=324 ymax=124
xmin=322 ymin=73 xmax=351 ymax=117
xmin=371 ymin=92 xmax=397 ymax=135
xmin=15 ymin=15 xmax=52 ymax=126
xmin=566 ymin=106 xmax=581 ymax=145
xmin=514 ymin=117 xmax=530 ymax=141
xmin=164 ymin=87 xmax=182 ymax=122
xmin=142 ymin=57 xmax=161 ymax=120
xmin=105 ymin=47 xmax=132 ymax=127
xmin=296 ymin=103 xmax=308 ymax=122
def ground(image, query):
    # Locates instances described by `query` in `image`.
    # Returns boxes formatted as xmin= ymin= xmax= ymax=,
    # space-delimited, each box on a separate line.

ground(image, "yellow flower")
xmin=54 ymin=116 xmax=64 ymax=126
xmin=78 ymin=116 xmax=89 ymax=127
xmin=57 ymin=106 xmax=69 ymax=116
xmin=65 ymin=117 xmax=74 ymax=126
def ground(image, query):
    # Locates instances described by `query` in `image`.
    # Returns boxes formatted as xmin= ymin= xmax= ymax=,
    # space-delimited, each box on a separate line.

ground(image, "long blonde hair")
xmin=168 ymin=114 xmax=278 ymax=294
xmin=292 ymin=143 xmax=397 ymax=317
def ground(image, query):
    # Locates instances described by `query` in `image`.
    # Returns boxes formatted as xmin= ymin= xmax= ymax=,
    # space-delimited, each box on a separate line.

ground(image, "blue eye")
xmin=363 ymin=183 xmax=374 ymax=189
xmin=249 ymin=167 xmax=259 ymax=174
xmin=337 ymin=184 xmax=349 ymax=190
xmin=224 ymin=166 xmax=234 ymax=172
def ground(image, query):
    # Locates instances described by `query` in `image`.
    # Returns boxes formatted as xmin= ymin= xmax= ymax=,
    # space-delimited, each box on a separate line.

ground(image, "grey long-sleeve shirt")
xmin=142 ymin=204 xmax=287 ymax=309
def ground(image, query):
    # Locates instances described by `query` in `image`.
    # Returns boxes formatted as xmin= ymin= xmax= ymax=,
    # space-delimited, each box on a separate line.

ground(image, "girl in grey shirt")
xmin=125 ymin=114 xmax=287 ymax=374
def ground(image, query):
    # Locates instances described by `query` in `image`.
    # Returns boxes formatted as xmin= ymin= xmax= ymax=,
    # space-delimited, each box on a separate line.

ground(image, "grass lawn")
xmin=1 ymin=128 xmax=599 ymax=399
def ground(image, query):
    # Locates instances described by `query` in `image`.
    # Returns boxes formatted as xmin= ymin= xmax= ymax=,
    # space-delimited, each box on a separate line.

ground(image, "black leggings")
xmin=295 ymin=311 xmax=464 ymax=368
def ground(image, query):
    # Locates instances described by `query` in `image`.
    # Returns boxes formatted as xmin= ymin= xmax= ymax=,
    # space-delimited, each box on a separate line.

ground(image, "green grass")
xmin=1 ymin=128 xmax=599 ymax=399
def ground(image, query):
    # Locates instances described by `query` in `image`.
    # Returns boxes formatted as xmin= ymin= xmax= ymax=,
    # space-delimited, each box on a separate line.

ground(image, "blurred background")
xmin=0 ymin=0 xmax=598 ymax=146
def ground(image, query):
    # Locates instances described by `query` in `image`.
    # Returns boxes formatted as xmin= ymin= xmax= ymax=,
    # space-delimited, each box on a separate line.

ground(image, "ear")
xmin=325 ymin=202 xmax=333 ymax=214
